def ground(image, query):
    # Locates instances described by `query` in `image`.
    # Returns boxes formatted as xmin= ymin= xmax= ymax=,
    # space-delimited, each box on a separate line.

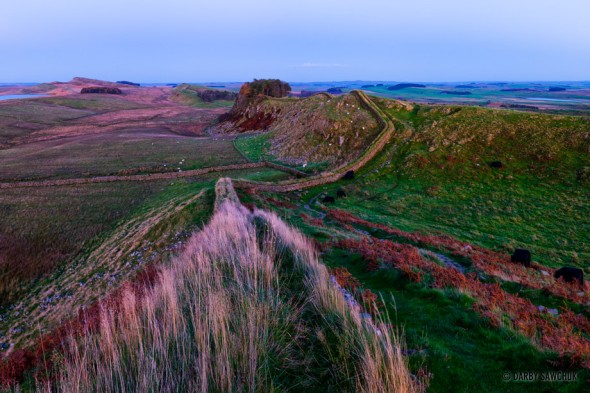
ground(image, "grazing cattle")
xmin=322 ymin=195 xmax=335 ymax=204
xmin=336 ymin=189 xmax=347 ymax=198
xmin=489 ymin=161 xmax=503 ymax=169
xmin=511 ymin=249 xmax=531 ymax=267
xmin=342 ymin=170 xmax=355 ymax=180
xmin=554 ymin=267 xmax=584 ymax=286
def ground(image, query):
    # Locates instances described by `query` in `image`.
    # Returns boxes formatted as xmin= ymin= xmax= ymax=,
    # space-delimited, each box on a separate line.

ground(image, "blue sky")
xmin=1 ymin=0 xmax=589 ymax=82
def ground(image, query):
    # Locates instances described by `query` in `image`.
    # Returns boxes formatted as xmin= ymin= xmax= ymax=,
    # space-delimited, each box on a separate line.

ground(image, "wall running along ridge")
xmin=233 ymin=90 xmax=395 ymax=192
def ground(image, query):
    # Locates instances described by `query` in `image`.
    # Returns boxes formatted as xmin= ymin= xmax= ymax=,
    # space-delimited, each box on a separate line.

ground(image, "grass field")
xmin=0 ymin=134 xmax=247 ymax=181
xmin=243 ymin=101 xmax=590 ymax=268
xmin=233 ymin=96 xmax=590 ymax=392
xmin=0 ymin=167 xmax=290 ymax=350
xmin=17 ymin=180 xmax=419 ymax=392
xmin=2 ymin=84 xmax=590 ymax=391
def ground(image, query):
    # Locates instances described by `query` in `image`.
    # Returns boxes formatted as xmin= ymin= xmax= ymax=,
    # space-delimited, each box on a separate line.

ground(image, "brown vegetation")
xmin=4 ymin=179 xmax=420 ymax=392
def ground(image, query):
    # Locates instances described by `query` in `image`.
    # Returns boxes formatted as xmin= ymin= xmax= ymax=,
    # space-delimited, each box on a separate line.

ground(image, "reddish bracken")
xmin=334 ymin=236 xmax=590 ymax=368
xmin=329 ymin=267 xmax=381 ymax=316
xmin=299 ymin=213 xmax=324 ymax=227
xmin=330 ymin=266 xmax=361 ymax=291
xmin=0 ymin=264 xmax=162 ymax=387
xmin=327 ymin=209 xmax=590 ymax=305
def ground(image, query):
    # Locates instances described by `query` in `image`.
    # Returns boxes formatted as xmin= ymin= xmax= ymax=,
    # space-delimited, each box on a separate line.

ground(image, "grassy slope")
xmin=35 ymin=179 xmax=419 ymax=392
xmin=239 ymin=189 xmax=590 ymax=393
xmin=0 ymin=167 xmax=289 ymax=349
xmin=236 ymin=98 xmax=590 ymax=392
xmin=0 ymin=136 xmax=247 ymax=181
xmin=243 ymin=100 xmax=590 ymax=268
xmin=170 ymin=84 xmax=235 ymax=108
xmin=231 ymin=93 xmax=381 ymax=171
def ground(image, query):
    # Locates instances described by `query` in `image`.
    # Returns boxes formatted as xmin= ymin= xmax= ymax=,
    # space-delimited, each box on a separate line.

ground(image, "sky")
xmin=1 ymin=0 xmax=589 ymax=83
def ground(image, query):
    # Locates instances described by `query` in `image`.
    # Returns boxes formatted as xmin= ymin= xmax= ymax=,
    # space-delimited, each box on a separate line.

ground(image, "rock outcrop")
xmin=215 ymin=82 xmax=379 ymax=168
xmin=218 ymin=79 xmax=292 ymax=129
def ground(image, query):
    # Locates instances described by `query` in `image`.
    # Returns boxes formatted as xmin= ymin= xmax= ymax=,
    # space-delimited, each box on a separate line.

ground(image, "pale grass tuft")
xmin=41 ymin=179 xmax=420 ymax=392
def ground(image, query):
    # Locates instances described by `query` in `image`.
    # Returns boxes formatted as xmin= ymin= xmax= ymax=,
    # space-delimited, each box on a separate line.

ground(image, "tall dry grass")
xmin=40 ymin=179 xmax=419 ymax=392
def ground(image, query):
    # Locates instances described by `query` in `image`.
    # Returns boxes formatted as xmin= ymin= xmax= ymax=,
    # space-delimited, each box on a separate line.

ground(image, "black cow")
xmin=322 ymin=195 xmax=335 ymax=204
xmin=489 ymin=161 xmax=503 ymax=169
xmin=554 ymin=267 xmax=584 ymax=286
xmin=511 ymin=249 xmax=532 ymax=267
xmin=342 ymin=170 xmax=355 ymax=180
xmin=336 ymin=189 xmax=347 ymax=198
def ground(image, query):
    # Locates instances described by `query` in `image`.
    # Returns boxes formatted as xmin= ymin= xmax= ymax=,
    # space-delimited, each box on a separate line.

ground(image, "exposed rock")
xmin=322 ymin=195 xmax=335 ymax=204
xmin=511 ymin=248 xmax=531 ymax=268
xmin=214 ymin=84 xmax=378 ymax=167
xmin=554 ymin=266 xmax=584 ymax=286
xmin=342 ymin=170 xmax=355 ymax=180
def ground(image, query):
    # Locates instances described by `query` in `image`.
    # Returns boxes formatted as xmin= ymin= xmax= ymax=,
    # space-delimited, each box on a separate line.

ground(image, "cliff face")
xmin=215 ymin=82 xmax=379 ymax=167
xmin=216 ymin=80 xmax=291 ymax=132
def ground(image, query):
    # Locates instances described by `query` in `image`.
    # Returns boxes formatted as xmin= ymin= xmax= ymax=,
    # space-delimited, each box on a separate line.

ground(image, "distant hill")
xmin=387 ymin=83 xmax=426 ymax=90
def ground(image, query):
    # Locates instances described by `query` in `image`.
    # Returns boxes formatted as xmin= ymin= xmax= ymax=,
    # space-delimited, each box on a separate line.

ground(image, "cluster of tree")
xmin=80 ymin=87 xmax=122 ymax=94
xmin=197 ymin=89 xmax=238 ymax=102
xmin=247 ymin=79 xmax=291 ymax=98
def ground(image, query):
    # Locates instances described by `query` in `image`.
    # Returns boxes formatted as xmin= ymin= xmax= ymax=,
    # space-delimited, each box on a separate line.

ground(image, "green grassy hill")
xmin=234 ymin=94 xmax=590 ymax=392
xmin=229 ymin=93 xmax=381 ymax=171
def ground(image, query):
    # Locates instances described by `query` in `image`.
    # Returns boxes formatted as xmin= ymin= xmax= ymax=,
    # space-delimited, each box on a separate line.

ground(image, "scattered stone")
xmin=554 ymin=266 xmax=584 ymax=286
xmin=547 ymin=308 xmax=559 ymax=316
xmin=342 ymin=170 xmax=355 ymax=180
xmin=511 ymin=249 xmax=532 ymax=268
xmin=322 ymin=195 xmax=335 ymax=204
